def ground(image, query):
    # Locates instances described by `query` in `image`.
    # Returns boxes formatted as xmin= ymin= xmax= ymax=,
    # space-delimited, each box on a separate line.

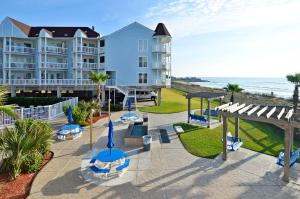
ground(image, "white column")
xmin=75 ymin=38 xmax=77 ymax=86
xmin=97 ymin=39 xmax=100 ymax=72
xmin=44 ymin=37 xmax=47 ymax=85
xmin=38 ymin=37 xmax=42 ymax=85
xmin=8 ymin=37 xmax=11 ymax=84
xmin=3 ymin=37 xmax=6 ymax=82
xmin=80 ymin=37 xmax=83 ymax=85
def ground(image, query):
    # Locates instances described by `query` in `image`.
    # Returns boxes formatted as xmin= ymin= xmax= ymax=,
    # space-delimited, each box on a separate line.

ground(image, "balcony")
xmin=76 ymin=63 xmax=105 ymax=70
xmin=152 ymin=44 xmax=171 ymax=54
xmin=153 ymin=79 xmax=171 ymax=87
xmin=6 ymin=62 xmax=35 ymax=70
xmin=152 ymin=61 xmax=171 ymax=70
xmin=6 ymin=46 xmax=35 ymax=54
xmin=41 ymin=62 xmax=68 ymax=70
xmin=99 ymin=47 xmax=105 ymax=54
xmin=42 ymin=46 xmax=67 ymax=55
xmin=76 ymin=46 xmax=98 ymax=54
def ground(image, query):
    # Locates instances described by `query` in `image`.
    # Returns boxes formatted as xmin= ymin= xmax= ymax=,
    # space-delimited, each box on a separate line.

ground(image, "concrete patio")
xmin=28 ymin=111 xmax=300 ymax=199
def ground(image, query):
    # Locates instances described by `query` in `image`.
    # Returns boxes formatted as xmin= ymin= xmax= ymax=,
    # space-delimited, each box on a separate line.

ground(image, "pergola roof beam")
xmin=215 ymin=102 xmax=232 ymax=111
xmin=224 ymin=103 xmax=239 ymax=112
xmin=238 ymin=104 xmax=253 ymax=114
xmin=266 ymin=107 xmax=276 ymax=118
xmin=257 ymin=106 xmax=269 ymax=117
xmin=247 ymin=105 xmax=261 ymax=116
xmin=277 ymin=108 xmax=285 ymax=120
xmin=229 ymin=103 xmax=246 ymax=113
xmin=285 ymin=109 xmax=294 ymax=121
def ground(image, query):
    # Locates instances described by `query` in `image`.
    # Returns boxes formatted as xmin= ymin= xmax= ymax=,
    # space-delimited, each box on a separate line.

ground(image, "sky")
xmin=1 ymin=0 xmax=300 ymax=77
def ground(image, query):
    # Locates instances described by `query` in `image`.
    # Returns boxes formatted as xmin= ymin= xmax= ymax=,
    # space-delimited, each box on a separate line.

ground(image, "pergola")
xmin=186 ymin=92 xmax=225 ymax=128
xmin=216 ymin=102 xmax=300 ymax=182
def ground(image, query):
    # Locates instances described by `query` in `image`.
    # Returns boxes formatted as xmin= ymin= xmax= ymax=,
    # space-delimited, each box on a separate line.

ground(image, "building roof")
xmin=8 ymin=17 xmax=100 ymax=38
xmin=153 ymin=23 xmax=171 ymax=37
xmin=186 ymin=92 xmax=225 ymax=100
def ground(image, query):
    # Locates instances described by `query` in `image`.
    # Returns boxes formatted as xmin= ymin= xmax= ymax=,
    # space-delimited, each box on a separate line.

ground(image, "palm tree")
xmin=0 ymin=86 xmax=16 ymax=118
xmin=286 ymin=73 xmax=300 ymax=114
xmin=224 ymin=83 xmax=243 ymax=103
xmin=89 ymin=72 xmax=109 ymax=116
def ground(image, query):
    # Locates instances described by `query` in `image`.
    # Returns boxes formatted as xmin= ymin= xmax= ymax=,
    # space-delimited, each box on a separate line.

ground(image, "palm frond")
xmin=0 ymin=105 xmax=17 ymax=118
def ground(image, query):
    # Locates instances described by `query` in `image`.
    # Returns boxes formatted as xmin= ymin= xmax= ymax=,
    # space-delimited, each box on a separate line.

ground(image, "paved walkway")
xmin=28 ymin=111 xmax=300 ymax=199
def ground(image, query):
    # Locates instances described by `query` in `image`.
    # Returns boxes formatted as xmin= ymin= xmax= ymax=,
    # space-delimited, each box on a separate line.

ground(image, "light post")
xmin=89 ymin=109 xmax=94 ymax=150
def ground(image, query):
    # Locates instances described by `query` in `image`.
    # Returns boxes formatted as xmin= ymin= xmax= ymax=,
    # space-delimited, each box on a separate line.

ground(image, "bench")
xmin=203 ymin=109 xmax=218 ymax=117
xmin=222 ymin=132 xmax=243 ymax=151
xmin=277 ymin=148 xmax=300 ymax=167
xmin=89 ymin=165 xmax=110 ymax=179
xmin=190 ymin=114 xmax=207 ymax=122
xmin=116 ymin=159 xmax=130 ymax=176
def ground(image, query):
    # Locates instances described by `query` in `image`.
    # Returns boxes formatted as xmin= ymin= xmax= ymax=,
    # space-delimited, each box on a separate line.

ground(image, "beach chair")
xmin=222 ymin=132 xmax=243 ymax=151
xmin=116 ymin=159 xmax=130 ymax=177
xmin=204 ymin=109 xmax=218 ymax=117
xmin=190 ymin=114 xmax=207 ymax=123
xmin=277 ymin=148 xmax=300 ymax=167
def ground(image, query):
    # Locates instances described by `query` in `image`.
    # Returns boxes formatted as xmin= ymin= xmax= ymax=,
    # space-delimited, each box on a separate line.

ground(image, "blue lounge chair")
xmin=116 ymin=159 xmax=130 ymax=176
xmin=277 ymin=148 xmax=300 ymax=167
xmin=190 ymin=114 xmax=207 ymax=122
xmin=222 ymin=132 xmax=243 ymax=151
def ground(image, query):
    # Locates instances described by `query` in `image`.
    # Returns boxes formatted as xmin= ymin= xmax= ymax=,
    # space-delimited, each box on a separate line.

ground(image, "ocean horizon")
xmin=192 ymin=77 xmax=294 ymax=99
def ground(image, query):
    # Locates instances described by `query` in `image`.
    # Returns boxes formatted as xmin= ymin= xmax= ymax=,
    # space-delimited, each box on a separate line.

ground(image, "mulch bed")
xmin=0 ymin=151 xmax=54 ymax=199
xmin=86 ymin=113 xmax=109 ymax=124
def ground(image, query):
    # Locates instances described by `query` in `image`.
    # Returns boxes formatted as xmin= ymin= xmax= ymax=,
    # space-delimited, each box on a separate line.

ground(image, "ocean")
xmin=192 ymin=77 xmax=294 ymax=99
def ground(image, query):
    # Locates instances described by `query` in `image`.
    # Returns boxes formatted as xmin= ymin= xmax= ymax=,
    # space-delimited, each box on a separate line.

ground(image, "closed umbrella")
xmin=128 ymin=99 xmax=131 ymax=112
xmin=107 ymin=120 xmax=114 ymax=155
xmin=67 ymin=105 xmax=74 ymax=124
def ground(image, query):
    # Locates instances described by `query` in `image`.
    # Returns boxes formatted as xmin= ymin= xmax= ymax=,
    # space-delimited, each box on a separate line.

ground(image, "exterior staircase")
xmin=113 ymin=85 xmax=137 ymax=110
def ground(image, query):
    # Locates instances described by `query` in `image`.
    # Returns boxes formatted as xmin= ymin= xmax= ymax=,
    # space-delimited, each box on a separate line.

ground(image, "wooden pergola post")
xmin=219 ymin=98 xmax=222 ymax=122
xmin=235 ymin=117 xmax=240 ymax=138
xmin=188 ymin=97 xmax=191 ymax=123
xmin=207 ymin=100 xmax=211 ymax=128
xmin=200 ymin=97 xmax=203 ymax=116
xmin=223 ymin=116 xmax=228 ymax=160
xmin=282 ymin=125 xmax=292 ymax=182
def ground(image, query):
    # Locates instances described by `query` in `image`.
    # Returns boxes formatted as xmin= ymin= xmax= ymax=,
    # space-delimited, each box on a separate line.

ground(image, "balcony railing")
xmin=6 ymin=46 xmax=35 ymax=54
xmin=76 ymin=63 xmax=105 ymax=70
xmin=6 ymin=62 xmax=35 ymax=69
xmin=153 ymin=79 xmax=171 ymax=86
xmin=41 ymin=62 xmax=68 ymax=69
xmin=99 ymin=47 xmax=104 ymax=54
xmin=152 ymin=44 xmax=171 ymax=53
xmin=152 ymin=62 xmax=171 ymax=70
xmin=76 ymin=46 xmax=98 ymax=54
xmin=1 ymin=78 xmax=116 ymax=86
xmin=42 ymin=46 xmax=67 ymax=54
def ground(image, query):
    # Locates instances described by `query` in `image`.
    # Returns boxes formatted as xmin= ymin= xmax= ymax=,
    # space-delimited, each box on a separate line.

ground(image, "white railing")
xmin=76 ymin=63 xmax=105 ymax=70
xmin=152 ymin=44 xmax=171 ymax=53
xmin=152 ymin=62 xmax=171 ymax=69
xmin=6 ymin=62 xmax=35 ymax=69
xmin=0 ymin=97 xmax=78 ymax=128
xmin=77 ymin=46 xmax=98 ymax=54
xmin=153 ymin=79 xmax=171 ymax=86
xmin=1 ymin=78 xmax=116 ymax=86
xmin=6 ymin=46 xmax=35 ymax=54
xmin=41 ymin=62 xmax=68 ymax=69
xmin=42 ymin=46 xmax=67 ymax=54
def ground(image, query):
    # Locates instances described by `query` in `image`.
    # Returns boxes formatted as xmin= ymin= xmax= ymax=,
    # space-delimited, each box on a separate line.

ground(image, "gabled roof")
xmin=8 ymin=17 xmax=31 ymax=36
xmin=7 ymin=17 xmax=100 ymax=38
xmin=153 ymin=23 xmax=171 ymax=37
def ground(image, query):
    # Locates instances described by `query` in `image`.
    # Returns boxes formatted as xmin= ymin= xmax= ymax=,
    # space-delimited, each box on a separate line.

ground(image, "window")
xmin=138 ymin=57 xmax=147 ymax=67
xmin=100 ymin=40 xmax=105 ymax=47
xmin=100 ymin=56 xmax=105 ymax=63
xmin=24 ymin=43 xmax=31 ymax=48
xmin=25 ymin=73 xmax=31 ymax=79
xmin=138 ymin=39 xmax=148 ymax=52
xmin=139 ymin=73 xmax=147 ymax=84
xmin=89 ymin=59 xmax=95 ymax=63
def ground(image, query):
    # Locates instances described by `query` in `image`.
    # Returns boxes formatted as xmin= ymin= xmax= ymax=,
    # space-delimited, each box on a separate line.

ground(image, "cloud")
xmin=145 ymin=0 xmax=300 ymax=38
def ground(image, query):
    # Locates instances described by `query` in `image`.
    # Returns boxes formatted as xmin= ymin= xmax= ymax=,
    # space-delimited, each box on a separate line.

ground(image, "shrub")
xmin=22 ymin=150 xmax=43 ymax=173
xmin=72 ymin=105 xmax=87 ymax=126
xmin=0 ymin=119 xmax=52 ymax=179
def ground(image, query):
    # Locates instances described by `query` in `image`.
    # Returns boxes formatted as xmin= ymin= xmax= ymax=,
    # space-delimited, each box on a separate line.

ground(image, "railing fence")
xmin=0 ymin=97 xmax=78 ymax=128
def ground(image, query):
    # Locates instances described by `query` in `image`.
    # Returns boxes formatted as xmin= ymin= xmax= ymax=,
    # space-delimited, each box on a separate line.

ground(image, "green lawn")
xmin=175 ymin=120 xmax=300 ymax=159
xmin=139 ymin=88 xmax=218 ymax=114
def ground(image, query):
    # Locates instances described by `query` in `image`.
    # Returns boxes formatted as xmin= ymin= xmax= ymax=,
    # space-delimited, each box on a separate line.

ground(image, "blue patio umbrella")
xmin=67 ymin=105 xmax=74 ymax=124
xmin=128 ymin=99 xmax=132 ymax=112
xmin=107 ymin=120 xmax=114 ymax=155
